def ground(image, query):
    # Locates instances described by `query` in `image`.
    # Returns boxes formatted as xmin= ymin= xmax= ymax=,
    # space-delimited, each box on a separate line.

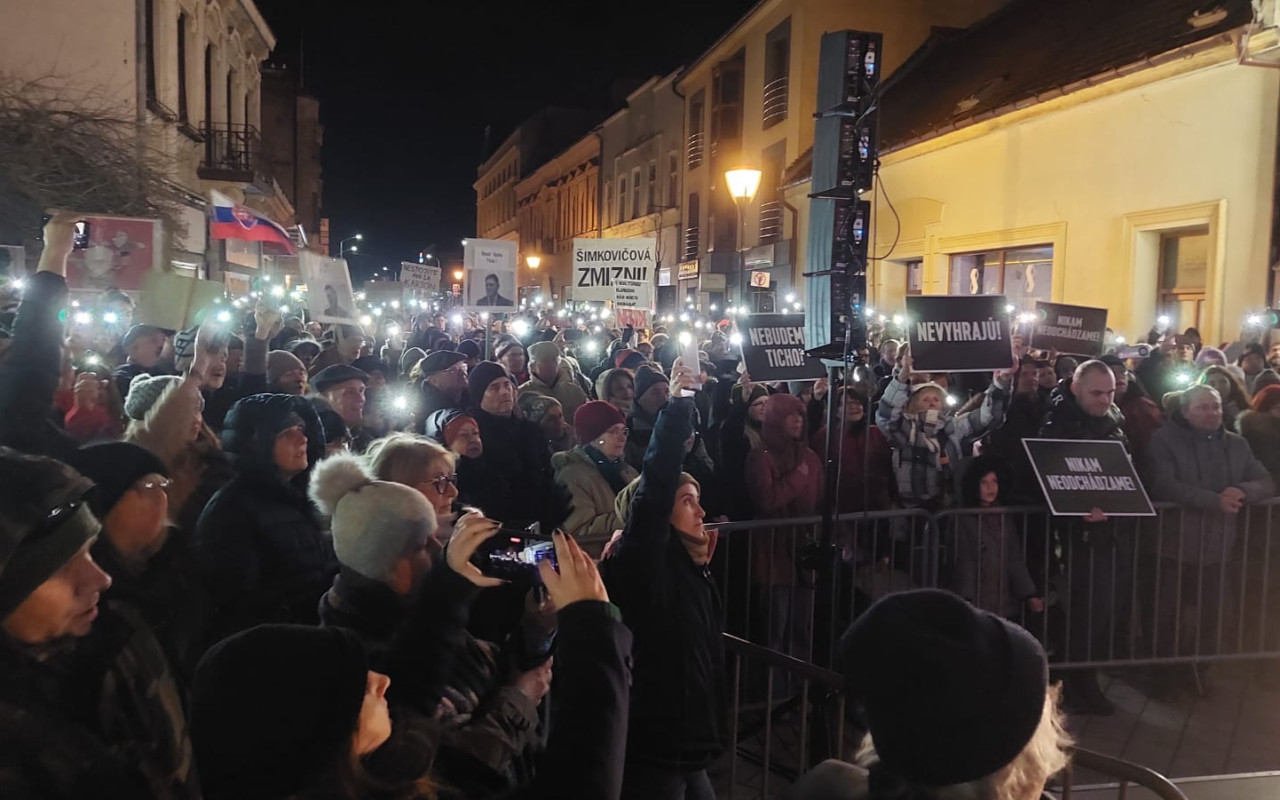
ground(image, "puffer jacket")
xmin=1145 ymin=413 xmax=1274 ymax=563
xmin=471 ymin=408 xmax=571 ymax=534
xmin=192 ymin=394 xmax=336 ymax=650
xmin=876 ymin=371 xmax=1010 ymax=505
xmin=600 ymin=396 xmax=727 ymax=769
xmin=1237 ymin=409 xmax=1280 ymax=486
xmin=552 ymin=446 xmax=639 ymax=555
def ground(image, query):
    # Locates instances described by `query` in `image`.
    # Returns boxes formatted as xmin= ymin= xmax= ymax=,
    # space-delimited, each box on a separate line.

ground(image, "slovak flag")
xmin=208 ymin=190 xmax=297 ymax=254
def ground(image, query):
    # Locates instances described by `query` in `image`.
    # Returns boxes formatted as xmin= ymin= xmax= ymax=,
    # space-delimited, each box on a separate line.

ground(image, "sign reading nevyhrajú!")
xmin=1022 ymin=438 xmax=1155 ymax=517
xmin=905 ymin=294 xmax=1014 ymax=373
xmin=572 ymin=237 xmax=655 ymax=301
xmin=740 ymin=313 xmax=826 ymax=381
xmin=1031 ymin=301 xmax=1108 ymax=357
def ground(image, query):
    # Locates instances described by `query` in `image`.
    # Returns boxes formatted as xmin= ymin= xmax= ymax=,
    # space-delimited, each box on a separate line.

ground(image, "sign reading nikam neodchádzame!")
xmin=1022 ymin=438 xmax=1155 ymax=517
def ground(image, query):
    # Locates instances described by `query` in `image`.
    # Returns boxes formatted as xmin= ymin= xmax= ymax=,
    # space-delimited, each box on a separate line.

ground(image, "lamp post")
xmin=725 ymin=167 xmax=762 ymax=308
xmin=525 ymin=254 xmax=541 ymax=301
xmin=338 ymin=233 xmax=363 ymax=258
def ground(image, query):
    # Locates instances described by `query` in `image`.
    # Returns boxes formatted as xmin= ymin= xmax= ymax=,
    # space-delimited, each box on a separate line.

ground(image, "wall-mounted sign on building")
xmin=677 ymin=260 xmax=700 ymax=280
xmin=750 ymin=270 xmax=771 ymax=288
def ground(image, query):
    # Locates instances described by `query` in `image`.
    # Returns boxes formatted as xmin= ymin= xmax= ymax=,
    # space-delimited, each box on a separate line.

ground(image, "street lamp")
xmin=526 ymin=255 xmax=541 ymax=270
xmin=725 ymin=166 xmax=762 ymax=308
xmin=339 ymin=233 xmax=363 ymax=258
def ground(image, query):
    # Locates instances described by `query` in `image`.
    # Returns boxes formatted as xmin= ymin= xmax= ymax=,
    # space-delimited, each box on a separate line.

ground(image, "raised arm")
xmin=615 ymin=366 xmax=696 ymax=566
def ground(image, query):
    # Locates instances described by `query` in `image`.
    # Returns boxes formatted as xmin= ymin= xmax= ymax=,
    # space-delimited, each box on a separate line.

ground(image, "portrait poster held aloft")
xmin=64 ymin=215 xmax=163 ymax=291
xmin=299 ymin=250 xmax=359 ymax=326
xmin=464 ymin=238 xmax=517 ymax=309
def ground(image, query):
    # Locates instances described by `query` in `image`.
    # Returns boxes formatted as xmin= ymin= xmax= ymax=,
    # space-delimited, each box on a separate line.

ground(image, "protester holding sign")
xmin=904 ymin=295 xmax=1014 ymax=373
xmin=1035 ymin=359 xmax=1130 ymax=714
xmin=876 ymin=344 xmax=1012 ymax=509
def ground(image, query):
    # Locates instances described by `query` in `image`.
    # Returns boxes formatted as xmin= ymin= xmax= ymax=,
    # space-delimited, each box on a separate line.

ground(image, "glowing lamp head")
xmin=724 ymin=166 xmax=763 ymax=201
xmin=526 ymin=255 xmax=541 ymax=270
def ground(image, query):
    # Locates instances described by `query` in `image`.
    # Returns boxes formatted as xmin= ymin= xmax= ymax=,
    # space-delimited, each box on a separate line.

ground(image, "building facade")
xmin=676 ymin=0 xmax=1007 ymax=311
xmin=514 ymin=133 xmax=601 ymax=301
xmin=783 ymin=0 xmax=1278 ymax=344
xmin=261 ymin=64 xmax=324 ymax=242
xmin=1 ymin=0 xmax=299 ymax=284
xmin=599 ymin=71 xmax=685 ymax=310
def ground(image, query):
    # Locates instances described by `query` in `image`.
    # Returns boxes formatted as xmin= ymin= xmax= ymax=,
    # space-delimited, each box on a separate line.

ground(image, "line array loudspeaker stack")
xmin=804 ymin=29 xmax=882 ymax=359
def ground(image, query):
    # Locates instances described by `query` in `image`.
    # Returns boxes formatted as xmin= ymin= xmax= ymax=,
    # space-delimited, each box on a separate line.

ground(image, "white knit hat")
xmin=310 ymin=453 xmax=437 ymax=583
xmin=124 ymin=374 xmax=182 ymax=421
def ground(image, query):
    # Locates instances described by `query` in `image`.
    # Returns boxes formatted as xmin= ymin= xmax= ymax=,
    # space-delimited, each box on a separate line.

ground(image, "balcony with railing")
xmin=762 ymin=76 xmax=789 ymax=128
xmin=759 ymin=199 xmax=785 ymax=244
xmin=683 ymin=225 xmax=700 ymax=262
xmin=686 ymin=131 xmax=705 ymax=171
xmin=199 ymin=122 xmax=274 ymax=194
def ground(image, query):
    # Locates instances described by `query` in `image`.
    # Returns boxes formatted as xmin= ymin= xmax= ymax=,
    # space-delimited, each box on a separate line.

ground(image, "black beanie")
xmin=634 ymin=364 xmax=667 ymax=403
xmin=838 ymin=590 xmax=1048 ymax=787
xmin=67 ymin=442 xmax=170 ymax=520
xmin=190 ymin=624 xmax=370 ymax=800
xmin=467 ymin=360 xmax=512 ymax=403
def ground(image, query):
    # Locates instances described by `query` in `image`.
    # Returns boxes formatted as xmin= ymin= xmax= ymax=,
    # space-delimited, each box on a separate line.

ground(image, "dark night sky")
xmin=254 ymin=0 xmax=759 ymax=282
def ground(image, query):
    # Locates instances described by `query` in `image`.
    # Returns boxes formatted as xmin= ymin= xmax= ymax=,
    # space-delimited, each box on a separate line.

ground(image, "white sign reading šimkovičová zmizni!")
xmin=572 ymin=238 xmax=656 ymax=301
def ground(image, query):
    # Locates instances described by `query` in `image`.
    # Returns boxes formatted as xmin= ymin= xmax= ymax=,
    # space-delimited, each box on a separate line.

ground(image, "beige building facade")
xmin=1 ymin=0 xmax=296 ymax=278
xmin=514 ymin=133 xmax=601 ymax=301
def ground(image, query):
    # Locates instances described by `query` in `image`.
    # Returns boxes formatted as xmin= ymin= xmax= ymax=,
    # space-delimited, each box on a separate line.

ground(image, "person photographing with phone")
xmin=601 ymin=363 xmax=727 ymax=799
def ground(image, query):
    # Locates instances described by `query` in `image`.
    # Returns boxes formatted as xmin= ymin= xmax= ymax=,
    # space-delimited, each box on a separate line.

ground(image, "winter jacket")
xmin=1038 ymin=379 xmax=1128 ymax=445
xmin=471 ymin=408 xmax=571 ymax=533
xmin=1145 ymin=413 xmax=1274 ymax=563
xmin=0 ymin=271 xmax=77 ymax=460
xmin=600 ymin=396 xmax=727 ymax=769
xmin=64 ymin=402 xmax=123 ymax=443
xmin=1237 ymin=409 xmax=1280 ymax=486
xmin=624 ymin=400 xmax=716 ymax=492
xmin=876 ymin=372 xmax=1010 ymax=505
xmin=519 ymin=366 xmax=588 ymax=420
xmin=746 ymin=394 xmax=824 ymax=586
xmin=552 ymin=446 xmax=639 ymax=555
xmin=201 ymin=334 xmax=268 ymax=434
xmin=320 ymin=566 xmax=541 ymax=796
xmin=810 ymin=421 xmax=892 ymax=513
xmin=952 ymin=456 xmax=1038 ymax=618
xmin=0 ymin=602 xmax=198 ymax=800
xmin=192 ymin=394 xmax=336 ymax=650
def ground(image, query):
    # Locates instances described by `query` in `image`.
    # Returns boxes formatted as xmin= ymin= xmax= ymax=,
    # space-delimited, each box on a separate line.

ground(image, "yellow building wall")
xmin=868 ymin=60 xmax=1279 ymax=343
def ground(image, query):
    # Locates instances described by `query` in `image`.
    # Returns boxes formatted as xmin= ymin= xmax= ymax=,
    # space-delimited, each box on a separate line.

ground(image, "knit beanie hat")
xmin=838 ymin=590 xmax=1048 ymax=787
xmin=400 ymin=347 xmax=426 ymax=376
xmin=267 ymin=350 xmax=305 ymax=387
xmin=740 ymin=383 xmax=770 ymax=407
xmin=1240 ymin=343 xmax=1267 ymax=364
xmin=287 ymin=338 xmax=321 ymax=360
xmin=615 ymin=349 xmax=646 ymax=371
xmin=1195 ymin=347 xmax=1226 ymax=368
xmin=1256 ymin=369 xmax=1280 ymax=392
xmin=494 ymin=339 xmax=523 ymax=360
xmin=467 ymin=360 xmax=512 ymax=402
xmin=190 ymin=624 xmax=369 ymax=800
xmin=67 ymin=442 xmax=170 ymax=520
xmin=125 ymin=373 xmax=182 ymax=421
xmin=0 ymin=449 xmax=100 ymax=622
xmin=527 ymin=340 xmax=559 ymax=363
xmin=519 ymin=393 xmax=562 ymax=426
xmin=352 ymin=355 xmax=389 ymax=378
xmin=456 ymin=339 xmax=482 ymax=360
xmin=310 ymin=453 xmax=437 ymax=583
xmin=1252 ymin=384 xmax=1280 ymax=415
xmin=634 ymin=364 xmax=667 ymax=404
xmin=424 ymin=408 xmax=477 ymax=447
xmin=574 ymin=400 xmax=625 ymax=444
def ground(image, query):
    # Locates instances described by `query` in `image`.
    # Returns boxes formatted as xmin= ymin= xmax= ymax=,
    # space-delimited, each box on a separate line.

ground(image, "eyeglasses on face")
xmin=134 ymin=476 xmax=173 ymax=493
xmin=425 ymin=473 xmax=459 ymax=494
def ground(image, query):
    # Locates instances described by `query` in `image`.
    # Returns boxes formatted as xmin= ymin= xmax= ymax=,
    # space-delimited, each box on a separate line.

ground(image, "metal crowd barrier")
xmin=720 ymin=634 xmax=1190 ymax=800
xmin=709 ymin=499 xmax=1280 ymax=672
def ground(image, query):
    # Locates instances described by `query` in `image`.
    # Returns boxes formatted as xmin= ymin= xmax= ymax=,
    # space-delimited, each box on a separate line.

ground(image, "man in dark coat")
xmin=192 ymin=393 xmax=336 ymax=654
xmin=601 ymin=365 xmax=727 ymax=799
xmin=415 ymin=350 xmax=470 ymax=433
xmin=0 ymin=448 xmax=198 ymax=800
xmin=1037 ymin=360 xmax=1130 ymax=715
xmin=467 ymin=361 xmax=569 ymax=534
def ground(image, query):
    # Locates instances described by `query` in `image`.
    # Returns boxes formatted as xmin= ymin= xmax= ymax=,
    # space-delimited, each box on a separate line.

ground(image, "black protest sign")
xmin=741 ymin=313 xmax=826 ymax=381
xmin=905 ymin=295 xmax=1013 ymax=373
xmin=1022 ymin=438 xmax=1155 ymax=517
xmin=1031 ymin=301 xmax=1108 ymax=357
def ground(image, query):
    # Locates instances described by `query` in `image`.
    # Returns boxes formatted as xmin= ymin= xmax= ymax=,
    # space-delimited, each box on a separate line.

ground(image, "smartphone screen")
xmin=682 ymin=336 xmax=702 ymax=391
xmin=72 ymin=222 xmax=91 ymax=250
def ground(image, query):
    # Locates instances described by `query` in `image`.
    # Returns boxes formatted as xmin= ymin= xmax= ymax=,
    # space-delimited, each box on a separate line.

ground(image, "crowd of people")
xmin=3 ymin=213 xmax=1280 ymax=798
